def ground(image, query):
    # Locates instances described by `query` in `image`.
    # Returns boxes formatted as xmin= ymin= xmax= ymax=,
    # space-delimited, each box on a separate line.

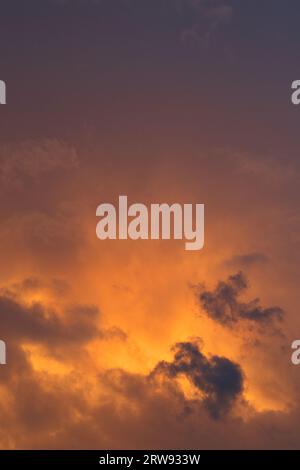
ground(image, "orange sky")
xmin=1 ymin=0 xmax=300 ymax=450
xmin=0 ymin=138 xmax=299 ymax=449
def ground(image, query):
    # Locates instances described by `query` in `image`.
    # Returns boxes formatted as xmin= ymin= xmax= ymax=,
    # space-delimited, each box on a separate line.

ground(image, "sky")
xmin=0 ymin=0 xmax=300 ymax=449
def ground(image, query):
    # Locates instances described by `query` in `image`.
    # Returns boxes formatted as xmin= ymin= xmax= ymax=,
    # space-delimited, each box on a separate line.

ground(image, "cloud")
xmin=0 ymin=339 xmax=90 ymax=446
xmin=224 ymin=252 xmax=270 ymax=269
xmin=179 ymin=0 xmax=234 ymax=48
xmin=2 ymin=358 xmax=300 ymax=449
xmin=0 ymin=138 xmax=86 ymax=265
xmin=0 ymin=277 xmax=128 ymax=448
xmin=196 ymin=272 xmax=284 ymax=329
xmin=0 ymin=143 xmax=295 ymax=448
xmin=0 ymin=281 xmax=126 ymax=356
xmin=0 ymin=139 xmax=78 ymax=188
xmin=152 ymin=340 xmax=244 ymax=419
xmin=58 ymin=0 xmax=234 ymax=50
xmin=0 ymin=285 xmax=296 ymax=450
xmin=55 ymin=375 xmax=300 ymax=450
xmin=4 ymin=277 xmax=71 ymax=297
xmin=0 ymin=295 xmax=101 ymax=348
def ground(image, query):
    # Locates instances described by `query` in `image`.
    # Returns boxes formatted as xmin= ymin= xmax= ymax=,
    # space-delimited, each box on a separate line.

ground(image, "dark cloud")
xmin=2 ymin=358 xmax=300 ymax=450
xmin=196 ymin=272 xmax=284 ymax=329
xmin=152 ymin=340 xmax=244 ymax=419
xmin=0 ymin=287 xmax=126 ymax=355
xmin=46 ymin=376 xmax=300 ymax=450
xmin=0 ymin=295 xmax=101 ymax=347
xmin=0 ymin=330 xmax=297 ymax=450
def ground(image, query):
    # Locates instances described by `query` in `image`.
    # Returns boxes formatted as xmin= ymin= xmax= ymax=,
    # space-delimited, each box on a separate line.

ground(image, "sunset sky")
xmin=0 ymin=0 xmax=300 ymax=449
